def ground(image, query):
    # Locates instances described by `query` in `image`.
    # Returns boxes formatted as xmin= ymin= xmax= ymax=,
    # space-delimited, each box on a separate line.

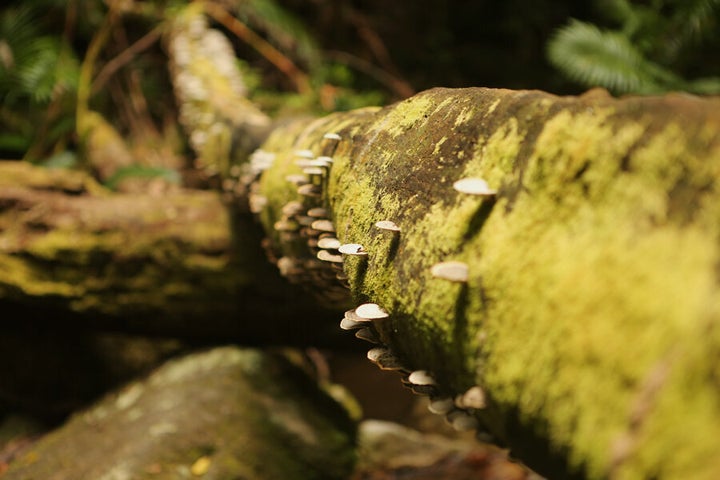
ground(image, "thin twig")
xmin=325 ymin=50 xmax=414 ymax=99
xmin=92 ymin=26 xmax=162 ymax=96
xmin=203 ymin=1 xmax=311 ymax=94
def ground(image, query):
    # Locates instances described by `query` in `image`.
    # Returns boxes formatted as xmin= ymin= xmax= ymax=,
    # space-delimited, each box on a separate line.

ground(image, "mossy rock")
xmin=5 ymin=346 xmax=356 ymax=480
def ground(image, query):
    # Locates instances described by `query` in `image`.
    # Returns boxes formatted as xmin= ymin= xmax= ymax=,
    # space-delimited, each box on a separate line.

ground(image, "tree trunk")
xmin=253 ymin=87 xmax=720 ymax=479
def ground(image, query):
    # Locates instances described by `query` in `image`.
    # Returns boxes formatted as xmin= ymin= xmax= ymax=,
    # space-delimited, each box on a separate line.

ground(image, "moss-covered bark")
xmin=0 ymin=161 xmax=347 ymax=346
xmin=166 ymin=3 xmax=271 ymax=175
xmin=4 ymin=346 xmax=357 ymax=480
xmin=255 ymin=87 xmax=720 ymax=479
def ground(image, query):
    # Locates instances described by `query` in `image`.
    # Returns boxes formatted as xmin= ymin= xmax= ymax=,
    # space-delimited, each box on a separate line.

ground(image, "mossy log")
xmin=4 ymin=346 xmax=357 ymax=479
xmin=254 ymin=87 xmax=720 ymax=479
xmin=0 ymin=161 xmax=347 ymax=346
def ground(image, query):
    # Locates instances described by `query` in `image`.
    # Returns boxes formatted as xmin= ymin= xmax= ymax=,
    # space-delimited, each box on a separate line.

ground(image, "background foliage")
xmin=0 ymin=0 xmax=718 ymax=166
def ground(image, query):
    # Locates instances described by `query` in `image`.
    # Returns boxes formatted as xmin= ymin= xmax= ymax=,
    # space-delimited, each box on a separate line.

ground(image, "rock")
xmin=5 ymin=346 xmax=356 ymax=479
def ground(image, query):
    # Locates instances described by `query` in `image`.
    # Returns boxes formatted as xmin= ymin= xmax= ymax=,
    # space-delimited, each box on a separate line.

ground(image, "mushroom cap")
xmin=311 ymin=219 xmax=336 ymax=232
xmin=375 ymin=220 xmax=401 ymax=232
xmin=273 ymin=219 xmax=299 ymax=232
xmin=281 ymin=201 xmax=305 ymax=216
xmin=297 ymin=184 xmax=322 ymax=196
xmin=249 ymin=150 xmax=276 ymax=172
xmin=367 ymin=346 xmax=390 ymax=362
xmin=450 ymin=412 xmax=479 ymax=432
xmin=294 ymin=149 xmax=315 ymax=159
xmin=303 ymin=166 xmax=325 ymax=176
xmin=355 ymin=303 xmax=389 ymax=320
xmin=340 ymin=316 xmax=365 ymax=330
xmin=285 ymin=174 xmax=309 ymax=185
xmin=453 ymin=177 xmax=497 ymax=196
xmin=323 ymin=132 xmax=342 ymax=140
xmin=431 ymin=261 xmax=469 ymax=282
xmin=355 ymin=327 xmax=380 ymax=343
xmin=296 ymin=215 xmax=315 ymax=226
xmin=276 ymin=257 xmax=301 ymax=276
xmin=377 ymin=354 xmax=406 ymax=371
xmin=408 ymin=370 xmax=437 ymax=386
xmin=338 ymin=243 xmax=367 ymax=255
xmin=457 ymin=386 xmax=486 ymax=409
xmin=315 ymin=156 xmax=334 ymax=165
xmin=317 ymin=237 xmax=342 ymax=250
xmin=307 ymin=207 xmax=329 ymax=218
xmin=317 ymin=250 xmax=343 ymax=263
xmin=428 ymin=397 xmax=455 ymax=415
xmin=248 ymin=194 xmax=267 ymax=214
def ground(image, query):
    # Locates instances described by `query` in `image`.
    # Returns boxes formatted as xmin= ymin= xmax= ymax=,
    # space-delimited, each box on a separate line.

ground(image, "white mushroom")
xmin=273 ymin=220 xmax=299 ymax=232
xmin=285 ymin=174 xmax=309 ymax=185
xmin=248 ymin=194 xmax=267 ymax=214
xmin=317 ymin=250 xmax=343 ymax=263
xmin=307 ymin=207 xmax=329 ymax=218
xmin=294 ymin=149 xmax=315 ymax=159
xmin=375 ymin=220 xmax=401 ymax=232
xmin=303 ymin=167 xmax=325 ymax=177
xmin=450 ymin=411 xmax=479 ymax=432
xmin=367 ymin=346 xmax=390 ymax=363
xmin=430 ymin=261 xmax=469 ymax=283
xmin=355 ymin=303 xmax=389 ymax=320
xmin=296 ymin=215 xmax=315 ymax=226
xmin=323 ymin=132 xmax=341 ymax=140
xmin=317 ymin=237 xmax=342 ymax=250
xmin=355 ymin=327 xmax=380 ymax=344
xmin=453 ymin=177 xmax=497 ymax=196
xmin=377 ymin=353 xmax=406 ymax=371
xmin=276 ymin=257 xmax=302 ymax=277
xmin=281 ymin=201 xmax=305 ymax=216
xmin=311 ymin=219 xmax=336 ymax=232
xmin=456 ymin=386 xmax=487 ymax=409
xmin=340 ymin=315 xmax=365 ymax=330
xmin=297 ymin=184 xmax=321 ymax=197
xmin=338 ymin=243 xmax=367 ymax=256
xmin=408 ymin=370 xmax=437 ymax=386
xmin=428 ymin=397 xmax=455 ymax=415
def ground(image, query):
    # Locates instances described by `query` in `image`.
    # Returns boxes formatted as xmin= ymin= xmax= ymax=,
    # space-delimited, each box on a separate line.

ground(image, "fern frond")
xmin=547 ymin=20 xmax=679 ymax=94
xmin=0 ymin=6 xmax=79 ymax=105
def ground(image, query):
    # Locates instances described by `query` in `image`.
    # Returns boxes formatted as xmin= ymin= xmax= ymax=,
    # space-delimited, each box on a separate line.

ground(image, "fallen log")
xmin=253 ymin=86 xmax=720 ymax=479
xmin=0 ymin=161 xmax=348 ymax=346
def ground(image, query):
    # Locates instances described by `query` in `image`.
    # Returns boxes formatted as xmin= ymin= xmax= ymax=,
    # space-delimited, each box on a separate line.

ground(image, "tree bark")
xmin=253 ymin=87 xmax=720 ymax=479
